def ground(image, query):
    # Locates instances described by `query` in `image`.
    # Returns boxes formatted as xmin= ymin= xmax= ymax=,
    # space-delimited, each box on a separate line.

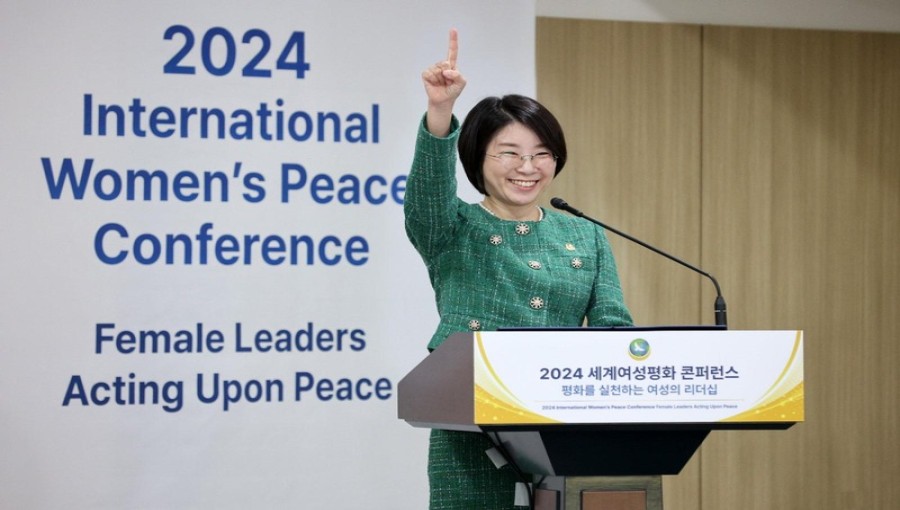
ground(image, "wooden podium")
xmin=398 ymin=329 xmax=803 ymax=510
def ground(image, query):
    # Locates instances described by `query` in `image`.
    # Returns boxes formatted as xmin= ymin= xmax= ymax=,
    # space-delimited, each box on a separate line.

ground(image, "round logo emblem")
xmin=628 ymin=338 xmax=651 ymax=361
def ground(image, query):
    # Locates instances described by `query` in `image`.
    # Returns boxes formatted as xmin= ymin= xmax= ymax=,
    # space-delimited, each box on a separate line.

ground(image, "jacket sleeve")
xmin=403 ymin=114 xmax=462 ymax=261
xmin=586 ymin=226 xmax=634 ymax=327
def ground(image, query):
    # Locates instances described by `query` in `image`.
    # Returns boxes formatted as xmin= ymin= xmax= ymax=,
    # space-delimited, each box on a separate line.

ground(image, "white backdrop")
xmin=0 ymin=1 xmax=535 ymax=508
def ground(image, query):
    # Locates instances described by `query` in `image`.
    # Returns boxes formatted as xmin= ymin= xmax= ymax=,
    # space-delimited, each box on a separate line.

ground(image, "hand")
xmin=422 ymin=28 xmax=466 ymax=106
xmin=422 ymin=29 xmax=466 ymax=136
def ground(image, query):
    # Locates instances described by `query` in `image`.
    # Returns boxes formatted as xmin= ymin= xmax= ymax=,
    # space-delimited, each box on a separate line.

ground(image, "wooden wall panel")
xmin=537 ymin=16 xmax=900 ymax=510
xmin=701 ymin=26 xmax=900 ymax=510
xmin=536 ymin=18 xmax=704 ymax=327
xmin=536 ymin=18 xmax=703 ymax=510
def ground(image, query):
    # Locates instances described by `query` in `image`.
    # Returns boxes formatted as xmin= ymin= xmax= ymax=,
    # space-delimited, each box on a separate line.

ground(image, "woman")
xmin=404 ymin=29 xmax=633 ymax=509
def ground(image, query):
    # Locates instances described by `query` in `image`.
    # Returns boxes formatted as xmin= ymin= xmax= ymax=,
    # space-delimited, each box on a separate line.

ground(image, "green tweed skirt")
xmin=428 ymin=429 xmax=525 ymax=509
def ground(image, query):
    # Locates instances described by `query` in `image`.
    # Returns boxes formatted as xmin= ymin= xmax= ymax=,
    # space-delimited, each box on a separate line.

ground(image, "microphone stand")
xmin=551 ymin=197 xmax=728 ymax=328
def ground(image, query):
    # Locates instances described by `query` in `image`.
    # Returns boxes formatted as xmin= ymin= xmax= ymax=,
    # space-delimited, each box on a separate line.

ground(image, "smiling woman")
xmin=457 ymin=95 xmax=568 ymax=223
xmin=478 ymin=120 xmax=558 ymax=221
xmin=403 ymin=29 xmax=632 ymax=509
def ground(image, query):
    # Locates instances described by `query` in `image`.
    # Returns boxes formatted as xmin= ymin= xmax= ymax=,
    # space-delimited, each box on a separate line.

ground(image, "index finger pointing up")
xmin=447 ymin=28 xmax=459 ymax=69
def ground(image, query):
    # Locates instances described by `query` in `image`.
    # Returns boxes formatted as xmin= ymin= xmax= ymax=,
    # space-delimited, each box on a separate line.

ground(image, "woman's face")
xmin=482 ymin=122 xmax=557 ymax=210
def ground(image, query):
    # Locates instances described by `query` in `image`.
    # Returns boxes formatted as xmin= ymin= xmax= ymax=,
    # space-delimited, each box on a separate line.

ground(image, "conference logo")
xmin=628 ymin=338 xmax=651 ymax=361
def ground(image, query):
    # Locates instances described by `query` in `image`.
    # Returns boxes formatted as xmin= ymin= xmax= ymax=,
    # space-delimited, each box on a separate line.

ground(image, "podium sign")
xmin=398 ymin=329 xmax=802 ymax=480
xmin=474 ymin=329 xmax=803 ymax=426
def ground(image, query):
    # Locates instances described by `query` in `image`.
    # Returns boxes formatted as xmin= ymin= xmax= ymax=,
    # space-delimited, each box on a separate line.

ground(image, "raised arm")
xmin=421 ymin=28 xmax=467 ymax=137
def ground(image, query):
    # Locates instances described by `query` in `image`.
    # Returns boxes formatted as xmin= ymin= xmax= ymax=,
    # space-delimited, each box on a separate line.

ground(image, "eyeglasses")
xmin=486 ymin=151 xmax=558 ymax=168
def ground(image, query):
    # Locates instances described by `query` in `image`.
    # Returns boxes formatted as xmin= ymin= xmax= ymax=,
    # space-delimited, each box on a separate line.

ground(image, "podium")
xmin=398 ymin=329 xmax=803 ymax=510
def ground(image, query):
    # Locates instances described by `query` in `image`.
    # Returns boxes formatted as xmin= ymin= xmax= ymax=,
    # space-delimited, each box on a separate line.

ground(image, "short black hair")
xmin=458 ymin=94 xmax=567 ymax=195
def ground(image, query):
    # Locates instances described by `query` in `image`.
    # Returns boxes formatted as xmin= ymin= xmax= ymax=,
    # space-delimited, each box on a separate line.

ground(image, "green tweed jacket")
xmin=405 ymin=116 xmax=633 ymax=351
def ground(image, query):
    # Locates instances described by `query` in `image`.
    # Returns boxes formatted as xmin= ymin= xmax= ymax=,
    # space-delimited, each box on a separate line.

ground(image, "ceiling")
xmin=536 ymin=0 xmax=900 ymax=33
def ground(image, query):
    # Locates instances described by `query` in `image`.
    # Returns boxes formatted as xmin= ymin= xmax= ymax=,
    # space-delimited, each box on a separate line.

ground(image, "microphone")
xmin=551 ymin=197 xmax=728 ymax=328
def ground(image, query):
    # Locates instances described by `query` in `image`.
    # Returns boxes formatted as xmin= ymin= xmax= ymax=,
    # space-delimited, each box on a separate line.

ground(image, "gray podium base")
xmin=534 ymin=475 xmax=662 ymax=510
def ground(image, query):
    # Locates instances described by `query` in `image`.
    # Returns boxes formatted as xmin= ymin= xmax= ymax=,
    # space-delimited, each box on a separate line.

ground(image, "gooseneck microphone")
xmin=551 ymin=197 xmax=728 ymax=328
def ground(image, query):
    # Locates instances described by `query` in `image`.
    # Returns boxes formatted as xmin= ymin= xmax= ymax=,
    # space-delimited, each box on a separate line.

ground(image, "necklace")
xmin=478 ymin=201 xmax=544 ymax=222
